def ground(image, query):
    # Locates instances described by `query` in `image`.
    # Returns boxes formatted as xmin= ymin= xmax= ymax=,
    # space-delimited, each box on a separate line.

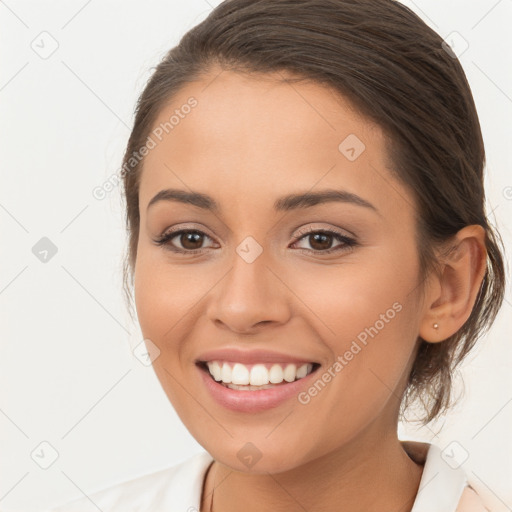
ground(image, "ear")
xmin=419 ymin=225 xmax=487 ymax=343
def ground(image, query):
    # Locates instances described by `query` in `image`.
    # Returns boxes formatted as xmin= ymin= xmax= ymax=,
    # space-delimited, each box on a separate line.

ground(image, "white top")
xmin=46 ymin=443 xmax=489 ymax=511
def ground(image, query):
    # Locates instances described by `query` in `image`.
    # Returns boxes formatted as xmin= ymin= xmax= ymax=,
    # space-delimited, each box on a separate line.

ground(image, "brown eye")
xmin=154 ymin=229 xmax=216 ymax=253
xmin=307 ymin=232 xmax=334 ymax=251
xmin=292 ymin=227 xmax=357 ymax=255
xmin=179 ymin=231 xmax=205 ymax=250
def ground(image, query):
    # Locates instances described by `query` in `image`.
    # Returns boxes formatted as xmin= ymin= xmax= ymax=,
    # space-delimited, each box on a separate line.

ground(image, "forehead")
xmin=138 ymin=68 xmax=410 ymax=217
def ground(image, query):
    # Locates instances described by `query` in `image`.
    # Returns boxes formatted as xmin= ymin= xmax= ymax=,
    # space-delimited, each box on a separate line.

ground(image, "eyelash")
xmin=153 ymin=226 xmax=357 ymax=256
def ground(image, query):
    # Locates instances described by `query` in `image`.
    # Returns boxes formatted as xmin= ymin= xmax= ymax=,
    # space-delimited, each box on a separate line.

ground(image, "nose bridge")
xmin=206 ymin=235 xmax=291 ymax=332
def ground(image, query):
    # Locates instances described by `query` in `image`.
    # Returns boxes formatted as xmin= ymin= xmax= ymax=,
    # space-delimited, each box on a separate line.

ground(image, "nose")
xmin=205 ymin=248 xmax=292 ymax=334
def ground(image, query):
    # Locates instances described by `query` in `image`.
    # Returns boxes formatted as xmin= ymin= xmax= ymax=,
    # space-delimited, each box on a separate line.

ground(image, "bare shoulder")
xmin=456 ymin=486 xmax=491 ymax=512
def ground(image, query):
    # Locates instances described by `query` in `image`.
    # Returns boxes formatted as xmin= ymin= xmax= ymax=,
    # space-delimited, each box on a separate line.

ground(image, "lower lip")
xmin=197 ymin=364 xmax=319 ymax=413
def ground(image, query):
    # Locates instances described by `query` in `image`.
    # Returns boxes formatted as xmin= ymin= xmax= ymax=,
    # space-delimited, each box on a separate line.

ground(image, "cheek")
xmin=289 ymin=242 xmax=420 ymax=344
xmin=273 ymin=280 xmax=420 ymax=466
xmin=134 ymin=249 xmax=206 ymax=341
xmin=287 ymin=246 xmax=421 ymax=412
xmin=133 ymin=252 xmax=203 ymax=414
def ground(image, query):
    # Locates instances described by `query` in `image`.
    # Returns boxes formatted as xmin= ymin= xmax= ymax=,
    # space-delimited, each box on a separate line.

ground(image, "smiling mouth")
xmin=196 ymin=360 xmax=321 ymax=391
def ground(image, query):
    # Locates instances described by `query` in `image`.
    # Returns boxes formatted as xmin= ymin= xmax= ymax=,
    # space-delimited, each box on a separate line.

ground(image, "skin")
xmin=133 ymin=68 xmax=487 ymax=512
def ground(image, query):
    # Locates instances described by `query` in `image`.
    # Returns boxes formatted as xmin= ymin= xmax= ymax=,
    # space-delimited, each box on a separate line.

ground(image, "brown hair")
xmin=121 ymin=0 xmax=506 ymax=423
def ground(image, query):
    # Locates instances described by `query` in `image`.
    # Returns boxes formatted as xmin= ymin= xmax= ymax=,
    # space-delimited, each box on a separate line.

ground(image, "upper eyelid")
xmin=293 ymin=225 xmax=350 ymax=238
xmin=159 ymin=223 xmax=215 ymax=239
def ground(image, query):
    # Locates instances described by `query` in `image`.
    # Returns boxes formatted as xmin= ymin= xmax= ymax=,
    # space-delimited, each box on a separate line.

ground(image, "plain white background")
xmin=1 ymin=1 xmax=511 ymax=510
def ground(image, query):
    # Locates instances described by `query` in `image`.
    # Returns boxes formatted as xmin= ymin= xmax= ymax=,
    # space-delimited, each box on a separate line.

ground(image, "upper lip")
xmin=196 ymin=347 xmax=319 ymax=365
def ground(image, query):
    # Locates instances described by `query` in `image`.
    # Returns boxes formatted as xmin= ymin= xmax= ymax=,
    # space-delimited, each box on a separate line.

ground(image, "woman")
xmin=48 ymin=0 xmax=505 ymax=510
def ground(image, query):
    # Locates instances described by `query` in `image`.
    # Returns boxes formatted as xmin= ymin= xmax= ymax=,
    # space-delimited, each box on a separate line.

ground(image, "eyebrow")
xmin=147 ymin=188 xmax=379 ymax=214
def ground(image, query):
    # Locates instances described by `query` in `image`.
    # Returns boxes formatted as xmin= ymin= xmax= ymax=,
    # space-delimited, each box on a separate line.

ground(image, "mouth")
xmin=196 ymin=360 xmax=321 ymax=391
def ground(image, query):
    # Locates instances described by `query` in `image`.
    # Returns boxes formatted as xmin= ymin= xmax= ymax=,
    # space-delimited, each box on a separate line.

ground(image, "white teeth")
xmin=283 ymin=363 xmax=296 ymax=382
xmin=221 ymin=362 xmax=232 ymax=383
xmin=250 ymin=364 xmax=269 ymax=386
xmin=269 ymin=364 xmax=284 ymax=384
xmin=296 ymin=364 xmax=308 ymax=379
xmin=209 ymin=361 xmax=222 ymax=381
xmin=231 ymin=363 xmax=250 ymax=385
xmin=205 ymin=361 xmax=314 ymax=387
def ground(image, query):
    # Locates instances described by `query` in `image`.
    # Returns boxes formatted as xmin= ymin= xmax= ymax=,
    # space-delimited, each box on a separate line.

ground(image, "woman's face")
xmin=134 ymin=69 xmax=428 ymax=473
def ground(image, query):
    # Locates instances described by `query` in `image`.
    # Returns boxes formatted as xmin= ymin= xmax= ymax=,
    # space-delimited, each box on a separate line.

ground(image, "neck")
xmin=201 ymin=431 xmax=425 ymax=512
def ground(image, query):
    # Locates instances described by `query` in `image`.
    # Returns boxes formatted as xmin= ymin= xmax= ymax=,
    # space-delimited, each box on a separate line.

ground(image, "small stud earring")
xmin=433 ymin=323 xmax=439 ymax=329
